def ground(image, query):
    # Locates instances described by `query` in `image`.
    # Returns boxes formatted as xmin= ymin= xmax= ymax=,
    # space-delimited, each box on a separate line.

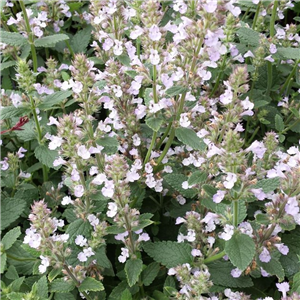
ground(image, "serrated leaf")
xmin=1 ymin=253 xmax=7 ymax=273
xmin=14 ymin=120 xmax=37 ymax=142
xmin=38 ymin=90 xmax=73 ymax=110
xmin=257 ymin=258 xmax=285 ymax=281
xmin=208 ymin=260 xmax=253 ymax=288
xmin=0 ymin=30 xmax=28 ymax=47
xmin=165 ymin=86 xmax=188 ymax=97
xmin=66 ymin=219 xmax=91 ymax=244
xmin=9 ymin=277 xmax=25 ymax=292
xmin=2 ymin=227 xmax=21 ymax=250
xmin=37 ymin=276 xmax=48 ymax=299
xmin=277 ymin=47 xmax=300 ymax=60
xmin=97 ymin=136 xmax=119 ymax=154
xmin=225 ymin=232 xmax=256 ymax=271
xmin=0 ymin=61 xmax=16 ymax=71
xmin=188 ymin=171 xmax=207 ymax=186
xmin=54 ymin=293 xmax=76 ymax=300
xmin=34 ymin=34 xmax=69 ymax=48
xmin=141 ymin=262 xmax=160 ymax=286
xmin=70 ymin=26 xmax=92 ymax=53
xmin=117 ymin=54 xmax=131 ymax=66
xmin=50 ymin=278 xmax=75 ymax=293
xmin=79 ymin=277 xmax=104 ymax=292
xmin=0 ymin=106 xmax=30 ymax=120
xmin=5 ymin=265 xmax=19 ymax=280
xmin=146 ymin=117 xmax=164 ymax=132
xmin=164 ymin=173 xmax=197 ymax=198
xmin=1 ymin=198 xmax=26 ymax=231
xmin=275 ymin=114 xmax=284 ymax=132
xmin=252 ymin=177 xmax=280 ymax=193
xmin=175 ymin=127 xmax=206 ymax=151
xmin=143 ymin=241 xmax=192 ymax=268
xmin=144 ymin=88 xmax=153 ymax=106
xmin=88 ymin=57 xmax=104 ymax=65
xmin=121 ymin=289 xmax=132 ymax=300
xmin=48 ymin=268 xmax=62 ymax=282
xmin=292 ymin=272 xmax=300 ymax=293
xmin=125 ymin=258 xmax=143 ymax=287
xmin=237 ymin=27 xmax=260 ymax=47
xmin=94 ymin=246 xmax=111 ymax=269
xmin=34 ymin=145 xmax=59 ymax=169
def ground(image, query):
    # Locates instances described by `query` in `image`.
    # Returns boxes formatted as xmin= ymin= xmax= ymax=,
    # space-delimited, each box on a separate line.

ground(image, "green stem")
xmin=143 ymin=131 xmax=157 ymax=166
xmin=270 ymin=1 xmax=278 ymax=37
xmin=241 ymin=7 xmax=250 ymax=22
xmin=279 ymin=60 xmax=299 ymax=95
xmin=245 ymin=126 xmax=260 ymax=147
xmin=203 ymin=250 xmax=226 ymax=264
xmin=19 ymin=0 xmax=38 ymax=72
xmin=155 ymin=121 xmax=172 ymax=150
xmin=233 ymin=200 xmax=239 ymax=227
xmin=156 ymin=128 xmax=175 ymax=166
xmin=209 ymin=54 xmax=227 ymax=98
xmin=282 ymin=118 xmax=300 ymax=133
xmin=266 ymin=61 xmax=273 ymax=96
xmin=65 ymin=40 xmax=74 ymax=58
xmin=252 ymin=2 xmax=261 ymax=30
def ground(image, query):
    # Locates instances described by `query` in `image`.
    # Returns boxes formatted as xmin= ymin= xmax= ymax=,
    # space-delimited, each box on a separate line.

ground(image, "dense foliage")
xmin=1 ymin=0 xmax=300 ymax=299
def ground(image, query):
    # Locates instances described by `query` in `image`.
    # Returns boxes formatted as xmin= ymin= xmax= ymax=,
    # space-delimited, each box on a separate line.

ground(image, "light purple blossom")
xmin=223 ymin=172 xmax=237 ymax=189
xmin=219 ymin=224 xmax=234 ymax=241
xmin=61 ymin=196 xmax=74 ymax=205
xmin=231 ymin=268 xmax=242 ymax=278
xmin=213 ymin=190 xmax=226 ymax=203
xmin=24 ymin=228 xmax=41 ymax=249
xmin=107 ymin=202 xmax=118 ymax=218
xmin=149 ymin=49 xmax=160 ymax=65
xmin=77 ymin=145 xmax=91 ymax=159
xmin=78 ymin=247 xmax=95 ymax=262
xmin=276 ymin=282 xmax=289 ymax=298
xmin=39 ymin=255 xmax=50 ymax=273
xmin=75 ymin=235 xmax=88 ymax=247
xmin=118 ymin=247 xmax=129 ymax=263
xmin=259 ymin=247 xmax=271 ymax=263
xmin=74 ymin=185 xmax=84 ymax=197
xmin=148 ymin=24 xmax=161 ymax=41
xmin=274 ymin=243 xmax=289 ymax=255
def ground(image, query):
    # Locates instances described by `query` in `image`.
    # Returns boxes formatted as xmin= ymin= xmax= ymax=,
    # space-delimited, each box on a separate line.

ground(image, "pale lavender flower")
xmin=285 ymin=196 xmax=299 ymax=216
xmin=103 ymin=38 xmax=114 ymax=51
xmin=115 ymin=231 xmax=128 ymax=241
xmin=276 ymin=282 xmax=289 ymax=298
xmin=77 ymin=145 xmax=91 ymax=159
xmin=179 ymin=113 xmax=191 ymax=127
xmin=259 ymin=247 xmax=271 ymax=263
xmin=186 ymin=229 xmax=196 ymax=242
xmin=191 ymin=249 xmax=202 ymax=257
xmin=78 ymin=247 xmax=95 ymax=262
xmin=53 ymin=156 xmax=66 ymax=167
xmin=24 ymin=228 xmax=41 ymax=249
xmin=0 ymin=158 xmax=9 ymax=170
xmin=74 ymin=185 xmax=84 ymax=197
xmin=231 ymin=268 xmax=242 ymax=278
xmin=10 ymin=92 xmax=22 ymax=108
xmin=137 ymin=232 xmax=150 ymax=242
xmin=39 ymin=255 xmax=50 ymax=273
xmin=219 ymin=224 xmax=234 ymax=241
xmin=201 ymin=212 xmax=220 ymax=232
xmin=92 ymin=173 xmax=107 ymax=185
xmin=102 ymin=180 xmax=115 ymax=198
xmin=75 ymin=235 xmax=88 ymax=247
xmin=61 ymin=196 xmax=74 ymax=205
xmin=48 ymin=135 xmax=63 ymax=150
xmin=202 ymin=1 xmax=217 ymax=13
xmin=244 ymin=50 xmax=255 ymax=58
xmin=275 ymin=243 xmax=289 ymax=255
xmin=223 ymin=173 xmax=237 ymax=189
xmin=107 ymin=202 xmax=118 ymax=218
xmin=269 ymin=43 xmax=277 ymax=54
xmin=87 ymin=214 xmax=99 ymax=227
xmin=72 ymin=81 xmax=83 ymax=94
xmin=213 ymin=190 xmax=226 ymax=203
xmin=246 ymin=140 xmax=267 ymax=159
xmin=17 ymin=147 xmax=27 ymax=158
xmin=149 ymin=49 xmax=160 ymax=65
xmin=118 ymin=247 xmax=129 ymax=263
xmin=130 ymin=25 xmax=144 ymax=39
xmin=149 ymin=24 xmax=161 ymax=41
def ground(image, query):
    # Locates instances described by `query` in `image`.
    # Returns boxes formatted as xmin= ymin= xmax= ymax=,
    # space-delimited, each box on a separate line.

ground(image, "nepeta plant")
xmin=1 ymin=0 xmax=300 ymax=299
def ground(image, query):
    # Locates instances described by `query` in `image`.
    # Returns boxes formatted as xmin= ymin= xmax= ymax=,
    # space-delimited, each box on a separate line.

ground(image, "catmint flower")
xmin=246 ymin=141 xmax=267 ymax=159
xmin=176 ymin=195 xmax=186 ymax=205
xmin=39 ymin=255 xmax=50 ymax=273
xmin=102 ymin=38 xmax=114 ymax=51
xmin=47 ymin=116 xmax=60 ymax=126
xmin=92 ymin=173 xmax=107 ymax=185
xmin=61 ymin=196 xmax=74 ymax=205
xmin=213 ymin=190 xmax=226 ymax=203
xmin=203 ymin=1 xmax=217 ymax=13
xmin=259 ymin=247 xmax=271 ymax=263
xmin=118 ymin=247 xmax=129 ymax=263
xmin=238 ymin=222 xmax=253 ymax=237
xmin=149 ymin=24 xmax=162 ymax=41
xmin=74 ymin=185 xmax=84 ymax=197
xmin=130 ymin=25 xmax=144 ymax=39
xmin=78 ymin=247 xmax=95 ymax=262
xmin=269 ymin=43 xmax=277 ymax=54
xmin=115 ymin=231 xmax=128 ymax=241
xmin=17 ymin=147 xmax=27 ymax=158
xmin=53 ymin=156 xmax=66 ymax=167
xmin=201 ymin=212 xmax=220 ymax=232
xmin=24 ymin=228 xmax=42 ymax=249
xmin=276 ymin=282 xmax=290 ymax=298
xmin=71 ymin=168 xmax=80 ymax=181
xmin=191 ymin=249 xmax=202 ymax=257
xmin=87 ymin=214 xmax=99 ymax=227
xmin=75 ymin=235 xmax=88 ymax=247
xmin=176 ymin=217 xmax=186 ymax=225
xmin=275 ymin=243 xmax=289 ymax=255
xmin=231 ymin=268 xmax=242 ymax=278
xmin=0 ymin=158 xmax=9 ymax=171
xmin=219 ymin=224 xmax=234 ymax=241
xmin=126 ymin=170 xmax=140 ymax=182
xmin=107 ymin=202 xmax=118 ymax=218
xmin=113 ymin=40 xmax=123 ymax=56
xmin=179 ymin=113 xmax=191 ymax=127
xmin=244 ymin=50 xmax=255 ymax=58
xmin=10 ymin=92 xmax=22 ymax=108
xmin=48 ymin=135 xmax=63 ymax=150
xmin=223 ymin=173 xmax=237 ymax=189
xmin=264 ymin=55 xmax=275 ymax=63
xmin=173 ymin=0 xmax=187 ymax=14
xmin=225 ymin=1 xmax=241 ymax=16
xmin=219 ymin=82 xmax=233 ymax=105
xmin=285 ymin=197 xmax=299 ymax=216
xmin=137 ymin=232 xmax=150 ymax=242
xmin=186 ymin=229 xmax=196 ymax=242
xmin=72 ymin=81 xmax=83 ymax=94
xmin=102 ymin=180 xmax=115 ymax=198
xmin=77 ymin=145 xmax=91 ymax=159
xmin=149 ymin=49 xmax=160 ymax=65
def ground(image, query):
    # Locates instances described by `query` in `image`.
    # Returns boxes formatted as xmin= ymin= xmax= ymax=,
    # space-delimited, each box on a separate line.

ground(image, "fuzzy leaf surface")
xmin=79 ymin=277 xmax=104 ymax=292
xmin=34 ymin=34 xmax=69 ymax=48
xmin=34 ymin=145 xmax=59 ymax=169
xmin=175 ymin=127 xmax=206 ymax=151
xmin=2 ymin=227 xmax=21 ymax=250
xmin=0 ymin=31 xmax=28 ymax=46
xmin=1 ymin=198 xmax=26 ymax=231
xmin=125 ymin=258 xmax=143 ymax=287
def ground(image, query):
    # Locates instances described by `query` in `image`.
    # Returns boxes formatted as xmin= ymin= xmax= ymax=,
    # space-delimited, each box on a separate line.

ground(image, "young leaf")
xmin=48 ymin=268 xmax=62 ymax=282
xmin=236 ymin=27 xmax=260 ymax=47
xmin=50 ymin=278 xmax=75 ymax=293
xmin=2 ymin=227 xmax=21 ymax=250
xmin=66 ymin=219 xmax=91 ymax=243
xmin=36 ymin=276 xmax=48 ymax=299
xmin=141 ymin=262 xmax=160 ymax=286
xmin=34 ymin=145 xmax=59 ymax=169
xmin=94 ymin=246 xmax=111 ymax=269
xmin=125 ymin=258 xmax=143 ymax=287
xmin=188 ymin=171 xmax=207 ymax=186
xmin=97 ymin=136 xmax=119 ymax=154
xmin=0 ymin=30 xmax=28 ymax=47
xmin=0 ymin=61 xmax=16 ymax=71
xmin=146 ymin=116 xmax=164 ymax=132
xmin=175 ymin=127 xmax=206 ymax=151
xmin=257 ymin=258 xmax=285 ymax=281
xmin=34 ymin=34 xmax=69 ymax=48
xmin=277 ymin=47 xmax=300 ymax=60
xmin=164 ymin=173 xmax=197 ymax=198
xmin=275 ymin=114 xmax=284 ymax=132
xmin=78 ymin=277 xmax=104 ymax=292
xmin=121 ymin=289 xmax=132 ymax=300
xmin=165 ymin=86 xmax=188 ymax=97
xmin=1 ymin=198 xmax=26 ymax=231
xmin=0 ymin=253 xmax=7 ymax=273
xmin=252 ymin=177 xmax=280 ymax=193
xmin=70 ymin=26 xmax=92 ymax=53
xmin=224 ymin=232 xmax=256 ymax=271
xmin=143 ymin=241 xmax=192 ymax=268
xmin=292 ymin=272 xmax=300 ymax=293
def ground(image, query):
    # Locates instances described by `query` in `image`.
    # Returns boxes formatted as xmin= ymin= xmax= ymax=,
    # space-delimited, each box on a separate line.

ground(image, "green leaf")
xmin=146 ymin=116 xmax=164 ymax=132
xmin=38 ymin=90 xmax=73 ymax=109
xmin=152 ymin=291 xmax=170 ymax=300
xmin=50 ymin=278 xmax=75 ymax=293
xmin=252 ymin=177 xmax=280 ymax=193
xmin=1 ymin=198 xmax=26 ymax=231
xmin=0 ymin=61 xmax=16 ymax=71
xmin=175 ymin=127 xmax=206 ymax=151
xmin=54 ymin=293 xmax=76 ymax=300
xmin=225 ymin=232 xmax=256 ymax=271
xmin=121 ymin=289 xmax=132 ymax=300
xmin=66 ymin=219 xmax=91 ymax=244
xmin=188 ymin=171 xmax=207 ymax=186
xmin=9 ymin=277 xmax=25 ymax=292
xmin=14 ymin=120 xmax=37 ymax=142
xmin=48 ymin=268 xmax=62 ymax=282
xmin=236 ymin=27 xmax=260 ymax=47
xmin=144 ymin=88 xmax=153 ymax=106
xmin=0 ymin=106 xmax=30 ymax=120
xmin=79 ymin=277 xmax=104 ymax=292
xmin=5 ymin=265 xmax=19 ymax=280
xmin=0 ymin=30 xmax=28 ymax=47
xmin=94 ymin=246 xmax=111 ymax=269
xmin=164 ymin=173 xmax=197 ymax=198
xmin=275 ymin=114 xmax=284 ymax=132
xmin=141 ymin=262 xmax=160 ymax=286
xmin=34 ymin=145 xmax=59 ymax=169
xmin=117 ymin=54 xmax=131 ymax=66
xmin=37 ymin=276 xmax=48 ymax=299
xmin=277 ymin=47 xmax=300 ymax=60
xmin=34 ymin=34 xmax=69 ymax=48
xmin=257 ymin=258 xmax=285 ymax=281
xmin=292 ymin=272 xmax=300 ymax=293
xmin=143 ymin=241 xmax=192 ymax=268
xmin=165 ymin=86 xmax=188 ymax=97
xmin=88 ymin=57 xmax=104 ymax=65
xmin=125 ymin=258 xmax=143 ymax=287
xmin=97 ymin=136 xmax=119 ymax=154
xmin=70 ymin=26 xmax=92 ymax=53
xmin=1 ymin=253 xmax=6 ymax=273
xmin=208 ymin=260 xmax=253 ymax=288
xmin=2 ymin=227 xmax=21 ymax=250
